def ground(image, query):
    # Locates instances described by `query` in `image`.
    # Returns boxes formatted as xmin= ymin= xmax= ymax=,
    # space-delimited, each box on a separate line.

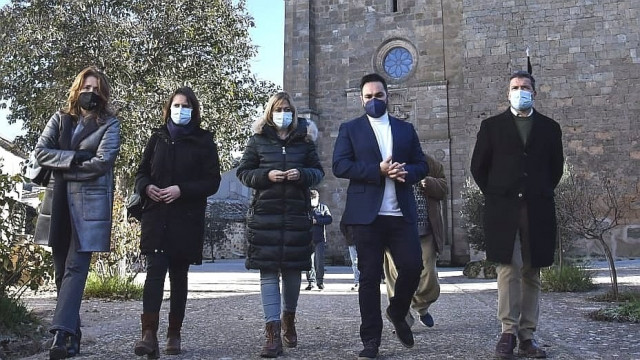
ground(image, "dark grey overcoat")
xmin=34 ymin=111 xmax=120 ymax=252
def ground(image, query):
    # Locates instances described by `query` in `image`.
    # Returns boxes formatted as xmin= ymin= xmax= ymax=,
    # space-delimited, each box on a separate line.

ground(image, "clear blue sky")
xmin=0 ymin=0 xmax=284 ymax=141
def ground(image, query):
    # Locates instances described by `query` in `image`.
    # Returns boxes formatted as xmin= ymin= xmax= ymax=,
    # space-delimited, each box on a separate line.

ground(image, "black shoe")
xmin=317 ymin=283 xmax=324 ymax=290
xmin=49 ymin=330 xmax=69 ymax=360
xmin=66 ymin=328 xmax=81 ymax=357
xmin=385 ymin=307 xmax=414 ymax=348
xmin=305 ymin=283 xmax=315 ymax=290
xmin=358 ymin=339 xmax=379 ymax=359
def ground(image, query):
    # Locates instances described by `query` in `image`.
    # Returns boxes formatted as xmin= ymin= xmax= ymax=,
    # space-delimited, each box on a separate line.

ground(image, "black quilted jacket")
xmin=236 ymin=119 xmax=324 ymax=271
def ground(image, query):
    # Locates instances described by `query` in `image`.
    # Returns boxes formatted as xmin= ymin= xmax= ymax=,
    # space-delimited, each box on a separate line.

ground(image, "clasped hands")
xmin=380 ymin=156 xmax=407 ymax=183
xmin=146 ymin=184 xmax=181 ymax=204
xmin=268 ymin=169 xmax=300 ymax=183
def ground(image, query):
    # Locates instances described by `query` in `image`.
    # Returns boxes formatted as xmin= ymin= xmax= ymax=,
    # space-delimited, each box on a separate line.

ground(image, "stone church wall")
xmin=284 ymin=0 xmax=640 ymax=264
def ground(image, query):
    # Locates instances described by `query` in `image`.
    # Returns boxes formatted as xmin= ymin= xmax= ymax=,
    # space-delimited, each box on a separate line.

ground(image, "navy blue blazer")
xmin=332 ymin=114 xmax=428 ymax=225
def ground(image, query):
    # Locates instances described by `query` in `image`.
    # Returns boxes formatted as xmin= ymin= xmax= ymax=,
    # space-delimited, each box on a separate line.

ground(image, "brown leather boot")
xmin=260 ymin=321 xmax=283 ymax=358
xmin=281 ymin=311 xmax=297 ymax=348
xmin=165 ymin=313 xmax=183 ymax=355
xmin=134 ymin=313 xmax=160 ymax=359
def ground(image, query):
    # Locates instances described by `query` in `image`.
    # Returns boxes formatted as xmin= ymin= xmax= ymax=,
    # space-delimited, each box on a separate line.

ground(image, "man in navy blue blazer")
xmin=332 ymin=73 xmax=428 ymax=359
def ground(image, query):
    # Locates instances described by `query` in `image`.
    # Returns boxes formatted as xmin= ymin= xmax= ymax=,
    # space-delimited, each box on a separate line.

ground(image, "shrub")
xmin=84 ymin=272 xmax=143 ymax=300
xmin=0 ymin=293 xmax=41 ymax=336
xmin=540 ymin=264 xmax=596 ymax=292
xmin=0 ymin=167 xmax=54 ymax=299
xmin=90 ymin=192 xmax=142 ymax=281
xmin=588 ymin=292 xmax=640 ymax=323
xmin=463 ymin=260 xmax=497 ymax=279
xmin=460 ymin=178 xmax=485 ymax=252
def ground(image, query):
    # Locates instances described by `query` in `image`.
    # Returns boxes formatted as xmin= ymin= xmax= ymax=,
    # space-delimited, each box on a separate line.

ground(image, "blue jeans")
xmin=306 ymin=241 xmax=325 ymax=285
xmin=349 ymin=245 xmax=360 ymax=284
xmin=50 ymin=231 xmax=91 ymax=336
xmin=260 ymin=269 xmax=302 ymax=323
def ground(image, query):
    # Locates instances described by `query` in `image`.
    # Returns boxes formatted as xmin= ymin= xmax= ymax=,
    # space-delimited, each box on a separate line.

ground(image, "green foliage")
xmin=0 ymin=0 xmax=278 ymax=189
xmin=84 ymin=272 xmax=143 ymax=300
xmin=462 ymin=259 xmax=497 ymax=279
xmin=460 ymin=177 xmax=485 ymax=252
xmin=0 ymin=293 xmax=42 ymax=337
xmin=589 ymin=292 xmax=640 ymax=323
xmin=540 ymin=264 xmax=596 ymax=292
xmin=93 ymin=193 xmax=142 ymax=280
xmin=0 ymin=161 xmax=54 ymax=299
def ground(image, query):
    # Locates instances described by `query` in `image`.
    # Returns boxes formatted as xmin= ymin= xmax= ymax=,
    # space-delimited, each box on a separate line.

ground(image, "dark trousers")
xmin=51 ymin=231 xmax=91 ymax=335
xmin=143 ymin=253 xmax=190 ymax=318
xmin=306 ymin=241 xmax=326 ymax=285
xmin=353 ymin=215 xmax=423 ymax=344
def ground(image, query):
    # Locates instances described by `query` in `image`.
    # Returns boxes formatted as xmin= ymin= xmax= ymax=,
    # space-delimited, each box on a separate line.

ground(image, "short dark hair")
xmin=360 ymin=73 xmax=388 ymax=94
xmin=163 ymin=87 xmax=202 ymax=127
xmin=310 ymin=189 xmax=319 ymax=198
xmin=509 ymin=71 xmax=536 ymax=91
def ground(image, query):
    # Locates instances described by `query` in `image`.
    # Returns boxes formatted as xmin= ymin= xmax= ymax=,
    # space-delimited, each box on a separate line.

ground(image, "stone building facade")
xmin=283 ymin=0 xmax=640 ymax=264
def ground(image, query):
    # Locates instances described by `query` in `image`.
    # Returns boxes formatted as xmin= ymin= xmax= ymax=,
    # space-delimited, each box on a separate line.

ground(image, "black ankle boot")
xmin=49 ymin=330 xmax=69 ymax=360
xmin=66 ymin=328 xmax=81 ymax=357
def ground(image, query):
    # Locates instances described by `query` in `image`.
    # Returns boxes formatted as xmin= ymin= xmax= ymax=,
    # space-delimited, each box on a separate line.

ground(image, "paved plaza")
xmin=18 ymin=259 xmax=640 ymax=359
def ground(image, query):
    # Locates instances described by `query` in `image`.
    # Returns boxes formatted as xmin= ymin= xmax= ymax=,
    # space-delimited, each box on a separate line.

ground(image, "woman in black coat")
xmin=133 ymin=87 xmax=221 ymax=358
xmin=236 ymin=91 xmax=324 ymax=357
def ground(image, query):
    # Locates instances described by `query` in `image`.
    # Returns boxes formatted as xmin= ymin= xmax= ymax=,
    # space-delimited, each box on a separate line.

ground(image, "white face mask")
xmin=509 ymin=90 xmax=534 ymax=111
xmin=272 ymin=111 xmax=293 ymax=130
xmin=170 ymin=107 xmax=192 ymax=125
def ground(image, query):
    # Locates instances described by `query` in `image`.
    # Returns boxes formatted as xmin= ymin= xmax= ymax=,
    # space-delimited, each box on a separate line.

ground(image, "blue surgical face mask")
xmin=509 ymin=90 xmax=534 ymax=111
xmin=272 ymin=111 xmax=293 ymax=130
xmin=364 ymin=98 xmax=387 ymax=118
xmin=170 ymin=107 xmax=192 ymax=125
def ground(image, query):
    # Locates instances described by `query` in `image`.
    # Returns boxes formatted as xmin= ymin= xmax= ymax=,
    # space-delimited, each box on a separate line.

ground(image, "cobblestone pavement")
xmin=16 ymin=259 xmax=640 ymax=360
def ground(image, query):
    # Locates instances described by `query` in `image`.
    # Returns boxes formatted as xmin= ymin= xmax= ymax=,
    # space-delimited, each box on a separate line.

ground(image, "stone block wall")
xmin=285 ymin=0 xmax=640 ymax=263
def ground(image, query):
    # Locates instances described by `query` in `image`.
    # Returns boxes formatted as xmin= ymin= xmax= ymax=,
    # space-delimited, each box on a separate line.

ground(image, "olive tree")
xmin=0 ymin=0 xmax=278 ymax=187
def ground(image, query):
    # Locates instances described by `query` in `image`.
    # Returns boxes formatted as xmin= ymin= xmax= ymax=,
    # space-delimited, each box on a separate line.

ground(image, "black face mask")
xmin=78 ymin=92 xmax=102 ymax=111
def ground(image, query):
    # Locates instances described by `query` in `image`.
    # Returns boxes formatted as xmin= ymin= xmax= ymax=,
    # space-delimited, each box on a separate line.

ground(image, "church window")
xmin=383 ymin=47 xmax=413 ymax=79
xmin=392 ymin=0 xmax=398 ymax=12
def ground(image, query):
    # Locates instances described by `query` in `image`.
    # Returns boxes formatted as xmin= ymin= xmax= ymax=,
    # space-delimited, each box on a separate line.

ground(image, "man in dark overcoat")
xmin=471 ymin=70 xmax=564 ymax=359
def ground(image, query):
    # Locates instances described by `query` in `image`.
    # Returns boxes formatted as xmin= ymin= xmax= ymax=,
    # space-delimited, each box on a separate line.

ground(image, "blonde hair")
xmin=263 ymin=92 xmax=298 ymax=131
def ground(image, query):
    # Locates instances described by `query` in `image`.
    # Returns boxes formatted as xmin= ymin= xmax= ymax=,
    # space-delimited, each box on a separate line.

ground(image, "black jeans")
xmin=143 ymin=252 xmax=190 ymax=318
xmin=353 ymin=216 xmax=423 ymax=344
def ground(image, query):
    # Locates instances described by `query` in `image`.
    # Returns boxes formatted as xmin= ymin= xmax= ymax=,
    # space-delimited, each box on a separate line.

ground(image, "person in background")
xmin=237 ymin=91 xmax=324 ymax=358
xmin=471 ymin=70 xmax=564 ymax=359
xmin=332 ymin=73 xmax=428 ymax=359
xmin=305 ymin=189 xmax=333 ymax=290
xmin=340 ymin=220 xmax=360 ymax=291
xmin=384 ymin=153 xmax=447 ymax=329
xmin=34 ymin=66 xmax=120 ymax=360
xmin=134 ymin=87 xmax=221 ymax=358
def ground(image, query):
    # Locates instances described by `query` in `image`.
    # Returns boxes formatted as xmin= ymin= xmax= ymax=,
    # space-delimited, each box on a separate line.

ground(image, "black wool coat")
xmin=236 ymin=119 xmax=324 ymax=271
xmin=470 ymin=109 xmax=564 ymax=267
xmin=135 ymin=126 xmax=221 ymax=264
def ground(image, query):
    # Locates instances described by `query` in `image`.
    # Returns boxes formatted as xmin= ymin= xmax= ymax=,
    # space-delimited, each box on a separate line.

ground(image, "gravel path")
xmin=13 ymin=259 xmax=640 ymax=360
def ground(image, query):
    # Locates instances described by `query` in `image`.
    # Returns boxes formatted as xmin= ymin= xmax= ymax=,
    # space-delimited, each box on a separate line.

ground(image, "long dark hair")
xmin=162 ymin=87 xmax=202 ymax=128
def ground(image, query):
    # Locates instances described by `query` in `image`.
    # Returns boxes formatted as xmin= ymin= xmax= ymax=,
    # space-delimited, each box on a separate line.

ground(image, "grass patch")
xmin=588 ymin=291 xmax=640 ymax=323
xmin=541 ymin=264 xmax=596 ymax=292
xmin=84 ymin=272 xmax=143 ymax=300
